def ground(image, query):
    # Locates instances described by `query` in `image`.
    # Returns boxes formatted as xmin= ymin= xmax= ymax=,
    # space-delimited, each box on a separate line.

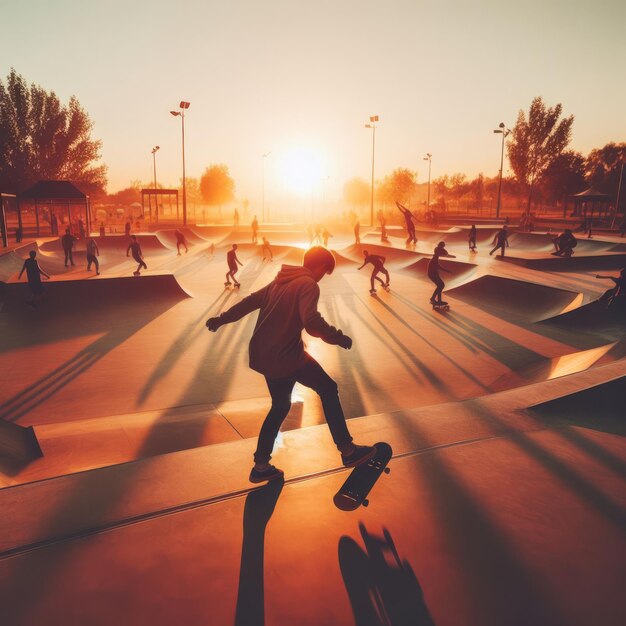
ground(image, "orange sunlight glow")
xmin=278 ymin=147 xmax=324 ymax=196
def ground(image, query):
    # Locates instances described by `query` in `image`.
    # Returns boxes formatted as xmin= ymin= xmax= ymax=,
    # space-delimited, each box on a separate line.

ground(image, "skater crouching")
xmin=206 ymin=246 xmax=375 ymax=482
xmin=357 ymin=250 xmax=390 ymax=294
xmin=429 ymin=241 xmax=455 ymax=306
xmin=127 ymin=235 xmax=147 ymax=275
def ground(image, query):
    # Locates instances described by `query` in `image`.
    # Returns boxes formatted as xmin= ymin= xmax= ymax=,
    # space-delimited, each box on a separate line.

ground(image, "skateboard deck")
xmin=334 ymin=442 xmax=392 ymax=511
xmin=431 ymin=302 xmax=449 ymax=312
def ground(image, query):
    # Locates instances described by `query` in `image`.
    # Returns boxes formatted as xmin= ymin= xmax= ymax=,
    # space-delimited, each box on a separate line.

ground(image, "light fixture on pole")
xmin=423 ymin=153 xmax=432 ymax=211
xmin=262 ymin=151 xmax=271 ymax=223
xmin=365 ymin=115 xmax=379 ymax=227
xmin=151 ymin=146 xmax=160 ymax=190
xmin=493 ymin=122 xmax=510 ymax=220
xmin=170 ymin=101 xmax=190 ymax=225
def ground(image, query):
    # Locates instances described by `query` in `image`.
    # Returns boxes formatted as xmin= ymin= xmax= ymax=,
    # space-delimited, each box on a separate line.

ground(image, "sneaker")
xmin=369 ymin=289 xmax=377 ymax=294
xmin=249 ymin=464 xmax=284 ymax=483
xmin=342 ymin=444 xmax=376 ymax=468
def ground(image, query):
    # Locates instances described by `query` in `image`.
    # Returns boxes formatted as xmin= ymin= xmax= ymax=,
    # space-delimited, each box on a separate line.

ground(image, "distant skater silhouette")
xmin=61 ymin=228 xmax=77 ymax=267
xmin=468 ymin=224 xmax=477 ymax=252
xmin=252 ymin=216 xmax=259 ymax=244
xmin=429 ymin=241 xmax=456 ymax=305
xmin=489 ymin=225 xmax=509 ymax=257
xmin=377 ymin=210 xmax=389 ymax=242
xmin=86 ymin=236 xmax=100 ymax=275
xmin=124 ymin=220 xmax=131 ymax=236
xmin=175 ymin=229 xmax=188 ymax=255
xmin=358 ymin=249 xmax=390 ymax=294
xmin=99 ymin=222 xmax=105 ymax=237
xmin=206 ymin=246 xmax=375 ymax=482
xmin=262 ymin=237 xmax=273 ymax=261
xmin=234 ymin=209 xmax=240 ymax=227
xmin=323 ymin=228 xmax=333 ymax=248
xmin=225 ymin=243 xmax=243 ymax=287
xmin=619 ymin=217 xmax=626 ymax=237
xmin=18 ymin=250 xmax=50 ymax=308
xmin=354 ymin=220 xmax=361 ymax=246
xmin=209 ymin=242 xmax=215 ymax=257
xmin=126 ymin=235 xmax=147 ymax=275
xmin=78 ymin=218 xmax=86 ymax=239
xmin=596 ymin=269 xmax=624 ymax=307
xmin=396 ymin=202 xmax=417 ymax=246
xmin=552 ymin=229 xmax=577 ymax=256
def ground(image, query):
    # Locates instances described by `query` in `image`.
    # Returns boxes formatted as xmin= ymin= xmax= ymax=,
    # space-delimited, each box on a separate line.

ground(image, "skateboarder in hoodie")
xmin=206 ymin=246 xmax=376 ymax=483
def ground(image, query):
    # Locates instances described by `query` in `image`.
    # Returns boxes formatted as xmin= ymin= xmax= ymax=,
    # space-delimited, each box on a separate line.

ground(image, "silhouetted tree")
xmin=508 ymin=96 xmax=574 ymax=214
xmin=200 ymin=164 xmax=235 ymax=210
xmin=377 ymin=168 xmax=417 ymax=207
xmin=540 ymin=150 xmax=586 ymax=208
xmin=343 ymin=177 xmax=370 ymax=209
xmin=469 ymin=173 xmax=485 ymax=209
xmin=585 ymin=142 xmax=626 ymax=210
xmin=108 ymin=180 xmax=143 ymax=206
xmin=0 ymin=68 xmax=107 ymax=195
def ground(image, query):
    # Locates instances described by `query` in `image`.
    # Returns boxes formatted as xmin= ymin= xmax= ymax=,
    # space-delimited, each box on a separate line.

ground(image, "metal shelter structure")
xmin=19 ymin=181 xmax=91 ymax=237
xmin=569 ymin=187 xmax=610 ymax=222
xmin=141 ymin=188 xmax=179 ymax=224
xmin=0 ymin=192 xmax=19 ymax=247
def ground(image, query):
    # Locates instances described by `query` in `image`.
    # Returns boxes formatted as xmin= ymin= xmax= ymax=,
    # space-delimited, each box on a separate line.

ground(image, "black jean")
xmin=255 ymin=357 xmax=353 ymax=464
xmin=64 ymin=248 xmax=74 ymax=265
xmin=429 ymin=273 xmax=444 ymax=302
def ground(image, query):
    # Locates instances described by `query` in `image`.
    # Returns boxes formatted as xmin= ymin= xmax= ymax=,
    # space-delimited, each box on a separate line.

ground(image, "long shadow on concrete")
xmin=235 ymin=478 xmax=284 ymax=626
xmin=340 ymin=523 xmax=435 ymax=626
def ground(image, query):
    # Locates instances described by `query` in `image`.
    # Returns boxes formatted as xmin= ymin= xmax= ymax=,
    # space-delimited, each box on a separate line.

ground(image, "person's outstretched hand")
xmin=338 ymin=333 xmax=352 ymax=350
xmin=206 ymin=317 xmax=222 ymax=332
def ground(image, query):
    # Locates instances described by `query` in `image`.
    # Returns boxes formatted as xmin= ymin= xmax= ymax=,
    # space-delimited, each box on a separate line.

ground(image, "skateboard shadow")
xmin=339 ymin=523 xmax=435 ymax=626
xmin=234 ymin=478 xmax=284 ymax=626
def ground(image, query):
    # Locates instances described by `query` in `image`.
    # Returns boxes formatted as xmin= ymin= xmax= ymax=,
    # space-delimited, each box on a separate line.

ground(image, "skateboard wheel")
xmin=363 ymin=499 xmax=369 ymax=507
xmin=384 ymin=468 xmax=390 ymax=474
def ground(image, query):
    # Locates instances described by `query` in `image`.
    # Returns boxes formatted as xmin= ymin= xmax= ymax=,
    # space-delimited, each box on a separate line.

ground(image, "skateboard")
xmin=431 ymin=301 xmax=449 ymax=312
xmin=334 ymin=442 xmax=393 ymax=511
xmin=224 ymin=282 xmax=241 ymax=288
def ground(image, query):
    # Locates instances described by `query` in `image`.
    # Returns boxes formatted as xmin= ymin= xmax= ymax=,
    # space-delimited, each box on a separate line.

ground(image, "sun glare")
xmin=279 ymin=147 xmax=324 ymax=195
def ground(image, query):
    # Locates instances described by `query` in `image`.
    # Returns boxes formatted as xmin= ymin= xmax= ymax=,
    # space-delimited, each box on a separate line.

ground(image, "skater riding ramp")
xmin=540 ymin=297 xmax=626 ymax=336
xmin=446 ymin=275 xmax=582 ymax=322
xmin=37 ymin=234 xmax=169 ymax=255
xmin=400 ymin=257 xmax=477 ymax=288
xmin=339 ymin=243 xmax=420 ymax=267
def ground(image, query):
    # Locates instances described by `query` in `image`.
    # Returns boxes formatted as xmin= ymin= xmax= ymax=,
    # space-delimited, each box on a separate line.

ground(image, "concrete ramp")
xmin=0 ymin=274 xmax=190 ymax=317
xmin=446 ymin=275 xmax=582 ymax=322
xmin=400 ymin=257 xmax=477 ymax=287
xmin=498 ymin=251 xmax=626 ymax=271
xmin=540 ymin=297 xmax=626 ymax=336
xmin=37 ymin=234 xmax=169 ymax=255
xmin=0 ymin=420 xmax=42 ymax=472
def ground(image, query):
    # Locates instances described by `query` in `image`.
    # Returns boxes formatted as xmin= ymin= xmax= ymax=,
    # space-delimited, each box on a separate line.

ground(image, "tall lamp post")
xmin=151 ymin=146 xmax=160 ymax=189
xmin=365 ymin=115 xmax=379 ymax=226
xmin=493 ymin=122 xmax=510 ymax=220
xmin=170 ymin=101 xmax=190 ymax=225
xmin=423 ymin=153 xmax=432 ymax=211
xmin=262 ymin=151 xmax=271 ymax=223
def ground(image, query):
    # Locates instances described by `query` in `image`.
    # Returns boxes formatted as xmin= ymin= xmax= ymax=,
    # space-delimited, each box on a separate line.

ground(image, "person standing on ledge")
xmin=251 ymin=216 xmax=259 ymax=244
xmin=18 ymin=250 xmax=50 ymax=308
xmin=489 ymin=225 xmax=510 ymax=257
xmin=61 ymin=228 xmax=77 ymax=267
xmin=206 ymin=246 xmax=375 ymax=483
xmin=468 ymin=224 xmax=477 ymax=252
xmin=225 ymin=243 xmax=243 ymax=287
xmin=86 ymin=236 xmax=100 ymax=275
xmin=396 ymin=202 xmax=417 ymax=246
xmin=428 ymin=241 xmax=456 ymax=306
xmin=127 ymin=235 xmax=147 ymax=275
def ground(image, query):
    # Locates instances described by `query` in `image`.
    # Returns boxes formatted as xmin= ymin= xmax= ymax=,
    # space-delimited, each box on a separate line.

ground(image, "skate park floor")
xmin=1 ymin=224 xmax=625 ymax=625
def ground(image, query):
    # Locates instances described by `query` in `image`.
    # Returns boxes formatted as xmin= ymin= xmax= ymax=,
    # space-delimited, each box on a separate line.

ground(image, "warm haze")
xmin=2 ymin=0 xmax=625 ymax=212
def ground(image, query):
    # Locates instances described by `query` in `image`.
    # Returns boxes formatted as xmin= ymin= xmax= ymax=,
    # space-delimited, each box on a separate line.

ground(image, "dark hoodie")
xmin=217 ymin=265 xmax=346 ymax=378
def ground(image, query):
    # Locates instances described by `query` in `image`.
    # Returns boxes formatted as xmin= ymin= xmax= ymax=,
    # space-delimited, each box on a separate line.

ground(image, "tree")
xmin=343 ymin=177 xmax=370 ymax=209
xmin=0 ymin=68 xmax=107 ymax=195
xmin=200 ymin=164 xmax=235 ymax=209
xmin=377 ymin=168 xmax=417 ymax=207
xmin=585 ymin=142 xmax=626 ymax=210
xmin=469 ymin=173 xmax=485 ymax=210
xmin=540 ymin=150 xmax=586 ymax=208
xmin=108 ymin=180 xmax=143 ymax=206
xmin=508 ymin=96 xmax=574 ymax=213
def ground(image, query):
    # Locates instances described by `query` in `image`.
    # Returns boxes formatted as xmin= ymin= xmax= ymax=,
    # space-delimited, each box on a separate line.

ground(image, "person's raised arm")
xmin=94 ymin=241 xmax=100 ymax=255
xmin=206 ymin=284 xmax=270 ymax=332
xmin=126 ymin=243 xmax=131 ymax=256
xmin=299 ymin=281 xmax=351 ymax=348
xmin=18 ymin=261 xmax=26 ymax=280
xmin=236 ymin=253 xmax=243 ymax=266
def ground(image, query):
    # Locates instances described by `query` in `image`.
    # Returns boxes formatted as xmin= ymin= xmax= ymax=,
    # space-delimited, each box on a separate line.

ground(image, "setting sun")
xmin=278 ymin=147 xmax=324 ymax=195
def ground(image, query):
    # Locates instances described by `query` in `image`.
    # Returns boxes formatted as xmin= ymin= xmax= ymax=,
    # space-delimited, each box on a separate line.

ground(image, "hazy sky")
xmin=2 ymin=0 xmax=625 ymax=212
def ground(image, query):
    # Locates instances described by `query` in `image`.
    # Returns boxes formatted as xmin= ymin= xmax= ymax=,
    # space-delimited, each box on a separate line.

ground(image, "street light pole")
xmin=423 ymin=153 xmax=432 ymax=210
xmin=262 ymin=151 xmax=271 ymax=223
xmin=170 ymin=101 xmax=190 ymax=225
xmin=365 ymin=115 xmax=379 ymax=227
xmin=151 ymin=146 xmax=160 ymax=190
xmin=493 ymin=122 xmax=510 ymax=220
